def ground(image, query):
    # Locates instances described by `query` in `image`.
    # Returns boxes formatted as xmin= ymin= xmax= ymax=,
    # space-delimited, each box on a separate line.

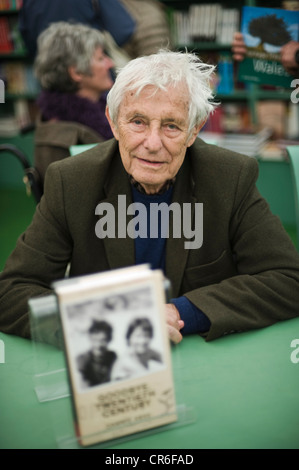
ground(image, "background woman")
xmin=33 ymin=21 xmax=115 ymax=186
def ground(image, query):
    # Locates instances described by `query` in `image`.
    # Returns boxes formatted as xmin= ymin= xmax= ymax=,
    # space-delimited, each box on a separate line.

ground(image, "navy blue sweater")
xmin=132 ymin=185 xmax=211 ymax=335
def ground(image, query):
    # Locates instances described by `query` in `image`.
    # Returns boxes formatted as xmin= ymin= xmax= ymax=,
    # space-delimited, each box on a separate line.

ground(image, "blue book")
xmin=238 ymin=6 xmax=299 ymax=88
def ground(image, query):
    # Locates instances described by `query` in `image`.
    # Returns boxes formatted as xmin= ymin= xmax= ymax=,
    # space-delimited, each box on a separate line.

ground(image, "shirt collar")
xmin=128 ymin=175 xmax=176 ymax=195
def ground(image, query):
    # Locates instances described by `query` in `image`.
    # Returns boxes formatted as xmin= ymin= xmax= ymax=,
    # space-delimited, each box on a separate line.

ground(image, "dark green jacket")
xmin=1 ymin=138 xmax=299 ymax=342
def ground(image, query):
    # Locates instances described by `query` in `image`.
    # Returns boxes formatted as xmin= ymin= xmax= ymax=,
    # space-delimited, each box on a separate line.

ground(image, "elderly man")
xmin=1 ymin=50 xmax=299 ymax=346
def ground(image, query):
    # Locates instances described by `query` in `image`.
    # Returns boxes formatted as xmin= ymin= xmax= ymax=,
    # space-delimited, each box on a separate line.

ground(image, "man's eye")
xmin=164 ymin=123 xmax=181 ymax=133
xmin=130 ymin=119 xmax=146 ymax=129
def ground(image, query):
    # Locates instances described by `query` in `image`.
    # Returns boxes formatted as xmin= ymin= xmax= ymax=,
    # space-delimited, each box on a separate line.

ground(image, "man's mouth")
xmin=136 ymin=157 xmax=165 ymax=168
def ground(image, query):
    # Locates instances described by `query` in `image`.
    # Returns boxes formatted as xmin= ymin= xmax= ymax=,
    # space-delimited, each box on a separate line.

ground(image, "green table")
xmin=1 ymin=317 xmax=299 ymax=450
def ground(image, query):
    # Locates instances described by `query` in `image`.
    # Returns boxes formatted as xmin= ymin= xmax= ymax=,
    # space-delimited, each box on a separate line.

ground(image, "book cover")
xmin=53 ymin=265 xmax=177 ymax=447
xmin=238 ymin=6 xmax=299 ymax=87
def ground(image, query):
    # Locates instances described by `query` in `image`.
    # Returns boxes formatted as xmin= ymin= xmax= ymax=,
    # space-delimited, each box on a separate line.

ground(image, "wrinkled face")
xmin=106 ymin=85 xmax=201 ymax=194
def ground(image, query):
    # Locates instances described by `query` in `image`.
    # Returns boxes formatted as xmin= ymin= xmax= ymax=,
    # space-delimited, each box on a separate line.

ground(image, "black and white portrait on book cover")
xmin=54 ymin=267 xmax=177 ymax=446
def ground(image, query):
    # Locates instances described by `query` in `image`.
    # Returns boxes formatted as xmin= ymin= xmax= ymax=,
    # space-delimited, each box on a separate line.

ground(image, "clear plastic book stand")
xmin=29 ymin=295 xmax=69 ymax=402
xmin=29 ymin=294 xmax=195 ymax=449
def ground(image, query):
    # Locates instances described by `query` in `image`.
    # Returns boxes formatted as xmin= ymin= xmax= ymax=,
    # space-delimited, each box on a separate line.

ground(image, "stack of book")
xmin=199 ymin=127 xmax=272 ymax=158
xmin=169 ymin=3 xmax=240 ymax=46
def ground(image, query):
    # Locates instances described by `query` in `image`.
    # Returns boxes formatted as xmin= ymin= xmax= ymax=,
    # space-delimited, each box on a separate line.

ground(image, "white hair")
xmin=106 ymin=49 xmax=218 ymax=132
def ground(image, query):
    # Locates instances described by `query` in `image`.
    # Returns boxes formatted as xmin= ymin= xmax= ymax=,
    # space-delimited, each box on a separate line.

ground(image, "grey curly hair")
xmin=34 ymin=21 xmax=106 ymax=92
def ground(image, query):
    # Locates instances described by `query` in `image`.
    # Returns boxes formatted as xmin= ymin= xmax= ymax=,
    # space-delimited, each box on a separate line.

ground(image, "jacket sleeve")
xmin=184 ymin=156 xmax=299 ymax=341
xmin=0 ymin=164 xmax=71 ymax=342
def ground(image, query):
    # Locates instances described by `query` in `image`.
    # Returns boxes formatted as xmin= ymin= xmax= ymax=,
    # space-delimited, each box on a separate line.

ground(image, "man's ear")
xmin=105 ymin=106 xmax=119 ymax=140
xmin=187 ymin=120 xmax=206 ymax=148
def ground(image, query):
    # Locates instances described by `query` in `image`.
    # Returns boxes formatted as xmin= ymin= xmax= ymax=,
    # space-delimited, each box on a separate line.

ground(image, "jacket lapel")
xmin=165 ymin=154 xmax=197 ymax=297
xmin=100 ymin=152 xmax=135 ymax=270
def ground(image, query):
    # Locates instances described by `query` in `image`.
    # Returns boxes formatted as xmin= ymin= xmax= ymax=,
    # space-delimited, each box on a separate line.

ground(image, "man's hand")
xmin=280 ymin=40 xmax=299 ymax=75
xmin=232 ymin=32 xmax=247 ymax=61
xmin=165 ymin=303 xmax=184 ymax=344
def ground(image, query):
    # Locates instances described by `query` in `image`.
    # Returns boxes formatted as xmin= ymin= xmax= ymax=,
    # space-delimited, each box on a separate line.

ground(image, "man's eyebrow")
xmin=126 ymin=112 xmax=147 ymax=119
xmin=125 ymin=113 xmax=186 ymax=126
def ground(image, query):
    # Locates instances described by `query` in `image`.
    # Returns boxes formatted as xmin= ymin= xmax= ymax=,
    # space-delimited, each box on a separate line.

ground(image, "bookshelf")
xmin=0 ymin=1 xmax=37 ymax=189
xmin=161 ymin=0 xmax=298 ymax=143
xmin=0 ymin=0 xmax=39 ymax=137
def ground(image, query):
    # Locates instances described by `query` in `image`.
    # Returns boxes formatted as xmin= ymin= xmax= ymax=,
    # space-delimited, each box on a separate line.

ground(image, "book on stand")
xmin=238 ymin=6 xmax=299 ymax=87
xmin=52 ymin=264 xmax=177 ymax=447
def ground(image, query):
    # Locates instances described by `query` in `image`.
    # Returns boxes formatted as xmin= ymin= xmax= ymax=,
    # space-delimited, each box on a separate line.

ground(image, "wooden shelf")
xmin=5 ymin=92 xmax=37 ymax=100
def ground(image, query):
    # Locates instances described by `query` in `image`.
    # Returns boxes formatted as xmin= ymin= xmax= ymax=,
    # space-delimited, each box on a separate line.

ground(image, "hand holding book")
xmin=232 ymin=31 xmax=299 ymax=77
xmin=280 ymin=40 xmax=299 ymax=74
xmin=232 ymin=31 xmax=247 ymax=61
xmin=236 ymin=6 xmax=299 ymax=87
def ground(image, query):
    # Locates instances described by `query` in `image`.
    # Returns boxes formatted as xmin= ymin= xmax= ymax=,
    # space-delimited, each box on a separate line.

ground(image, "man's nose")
xmin=144 ymin=126 xmax=163 ymax=152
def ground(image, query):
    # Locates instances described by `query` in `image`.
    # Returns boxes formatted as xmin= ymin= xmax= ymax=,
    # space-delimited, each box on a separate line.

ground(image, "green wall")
xmin=256 ymin=159 xmax=296 ymax=227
